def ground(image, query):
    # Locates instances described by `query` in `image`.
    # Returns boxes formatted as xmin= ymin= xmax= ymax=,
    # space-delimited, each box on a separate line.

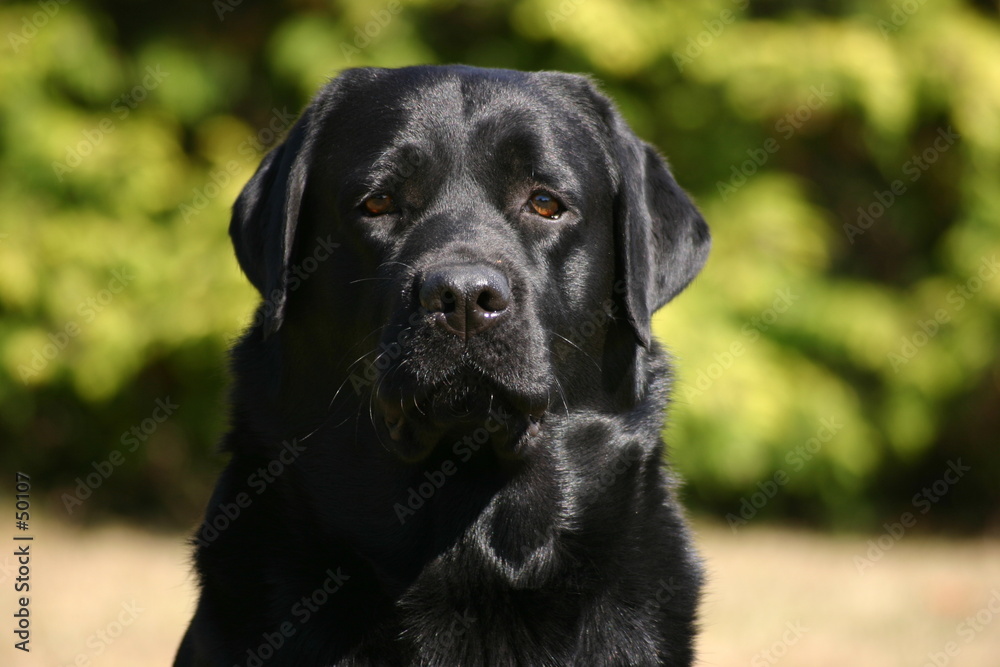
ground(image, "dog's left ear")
xmin=607 ymin=111 xmax=711 ymax=348
xmin=229 ymin=107 xmax=315 ymax=338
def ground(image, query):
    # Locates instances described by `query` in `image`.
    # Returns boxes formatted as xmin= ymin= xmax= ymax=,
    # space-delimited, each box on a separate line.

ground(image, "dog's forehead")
xmin=403 ymin=70 xmax=564 ymax=122
xmin=329 ymin=66 xmax=605 ymax=151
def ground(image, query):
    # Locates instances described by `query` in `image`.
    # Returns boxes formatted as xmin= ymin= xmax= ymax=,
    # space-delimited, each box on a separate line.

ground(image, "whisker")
xmin=548 ymin=329 xmax=602 ymax=374
xmin=374 ymin=260 xmax=418 ymax=275
xmin=348 ymin=276 xmax=392 ymax=285
xmin=550 ymin=375 xmax=570 ymax=416
xmin=324 ymin=326 xmax=413 ymax=414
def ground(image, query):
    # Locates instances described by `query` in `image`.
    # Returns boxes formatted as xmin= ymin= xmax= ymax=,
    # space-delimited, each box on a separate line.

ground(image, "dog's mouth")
xmin=374 ymin=367 xmax=548 ymax=462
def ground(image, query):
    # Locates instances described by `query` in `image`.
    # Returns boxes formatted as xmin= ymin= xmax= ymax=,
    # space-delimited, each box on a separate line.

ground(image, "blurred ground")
xmin=4 ymin=516 xmax=1000 ymax=666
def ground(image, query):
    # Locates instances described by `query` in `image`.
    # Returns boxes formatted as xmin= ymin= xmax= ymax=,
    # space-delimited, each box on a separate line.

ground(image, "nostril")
xmin=419 ymin=274 xmax=457 ymax=314
xmin=476 ymin=288 xmax=508 ymax=314
xmin=441 ymin=289 xmax=456 ymax=313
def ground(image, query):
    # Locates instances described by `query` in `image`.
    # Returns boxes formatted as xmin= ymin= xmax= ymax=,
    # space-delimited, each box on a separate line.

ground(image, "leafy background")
xmin=1 ymin=0 xmax=998 ymax=534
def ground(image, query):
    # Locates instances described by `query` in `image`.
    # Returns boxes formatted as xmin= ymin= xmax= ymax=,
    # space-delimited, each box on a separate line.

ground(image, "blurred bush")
xmin=0 ymin=0 xmax=997 ymax=530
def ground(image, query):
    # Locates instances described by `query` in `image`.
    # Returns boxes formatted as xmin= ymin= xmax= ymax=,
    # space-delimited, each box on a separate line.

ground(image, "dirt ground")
xmin=4 ymin=517 xmax=1000 ymax=666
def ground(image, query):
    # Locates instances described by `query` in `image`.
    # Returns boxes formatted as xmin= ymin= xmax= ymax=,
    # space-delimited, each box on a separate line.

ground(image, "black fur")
xmin=175 ymin=65 xmax=710 ymax=667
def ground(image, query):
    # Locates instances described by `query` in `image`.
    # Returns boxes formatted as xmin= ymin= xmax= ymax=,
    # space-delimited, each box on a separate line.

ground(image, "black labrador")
xmin=175 ymin=65 xmax=710 ymax=667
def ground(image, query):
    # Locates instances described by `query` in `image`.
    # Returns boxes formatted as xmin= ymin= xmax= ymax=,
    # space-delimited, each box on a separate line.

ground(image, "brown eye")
xmin=363 ymin=194 xmax=394 ymax=216
xmin=528 ymin=191 xmax=563 ymax=219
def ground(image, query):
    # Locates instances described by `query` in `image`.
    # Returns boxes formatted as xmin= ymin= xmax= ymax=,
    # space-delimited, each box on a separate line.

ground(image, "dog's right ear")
xmin=229 ymin=107 xmax=314 ymax=339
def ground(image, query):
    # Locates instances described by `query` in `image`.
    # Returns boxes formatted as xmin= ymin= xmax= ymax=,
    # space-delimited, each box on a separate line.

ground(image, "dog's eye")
xmin=527 ymin=191 xmax=564 ymax=219
xmin=362 ymin=194 xmax=395 ymax=216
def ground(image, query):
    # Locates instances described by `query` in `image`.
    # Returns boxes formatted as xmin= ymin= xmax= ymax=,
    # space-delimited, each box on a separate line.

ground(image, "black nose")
xmin=419 ymin=265 xmax=511 ymax=338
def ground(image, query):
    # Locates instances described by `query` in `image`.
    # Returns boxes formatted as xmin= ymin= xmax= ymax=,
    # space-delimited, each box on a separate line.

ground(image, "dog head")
xmin=229 ymin=66 xmax=709 ymax=461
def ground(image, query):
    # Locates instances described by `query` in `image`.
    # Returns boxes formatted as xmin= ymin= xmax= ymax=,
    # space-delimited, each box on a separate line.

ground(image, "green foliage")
xmin=1 ymin=0 xmax=997 ymax=529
